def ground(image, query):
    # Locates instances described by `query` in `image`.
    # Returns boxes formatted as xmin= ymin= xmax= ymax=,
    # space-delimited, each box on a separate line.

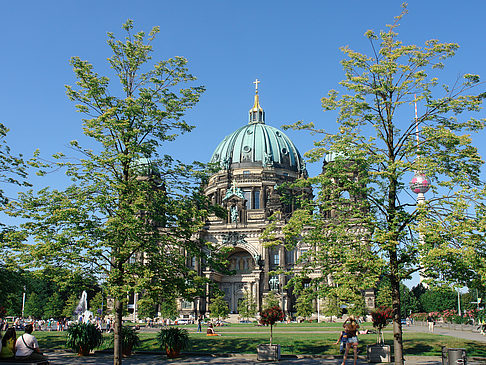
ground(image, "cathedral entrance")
xmin=219 ymin=248 xmax=260 ymax=313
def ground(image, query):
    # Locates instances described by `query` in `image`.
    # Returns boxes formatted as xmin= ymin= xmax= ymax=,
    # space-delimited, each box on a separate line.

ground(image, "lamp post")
xmin=21 ymin=286 xmax=26 ymax=318
xmin=457 ymin=288 xmax=461 ymax=316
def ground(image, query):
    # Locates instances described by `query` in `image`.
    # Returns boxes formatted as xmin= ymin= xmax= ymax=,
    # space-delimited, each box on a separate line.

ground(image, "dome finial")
xmin=249 ymin=79 xmax=265 ymax=124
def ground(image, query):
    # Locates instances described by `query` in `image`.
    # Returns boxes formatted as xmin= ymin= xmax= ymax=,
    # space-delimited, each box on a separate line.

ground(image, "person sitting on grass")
xmin=15 ymin=324 xmax=48 ymax=362
xmin=206 ymin=322 xmax=221 ymax=336
xmin=0 ymin=328 xmax=17 ymax=359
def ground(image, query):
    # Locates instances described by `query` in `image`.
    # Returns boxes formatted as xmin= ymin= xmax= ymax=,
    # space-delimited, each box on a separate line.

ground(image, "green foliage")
xmin=0 ymin=123 xmax=30 ymax=261
xmin=109 ymin=326 xmax=141 ymax=352
xmin=419 ymin=288 xmax=456 ymax=313
xmin=24 ymin=292 xmax=43 ymax=319
xmin=209 ymin=295 xmax=229 ymax=320
xmin=137 ymin=296 xmax=158 ymax=319
xmin=156 ymin=327 xmax=189 ymax=353
xmin=269 ymin=4 xmax=485 ymax=363
xmin=89 ymin=292 xmax=104 ymax=316
xmin=263 ymin=291 xmax=280 ymax=310
xmin=237 ymin=290 xmax=257 ymax=320
xmin=158 ymin=297 xmax=178 ymax=320
xmin=8 ymin=20 xmax=224 ymax=362
xmin=66 ymin=322 xmax=103 ymax=354
xmin=62 ymin=294 xmax=79 ymax=318
xmin=295 ymin=295 xmax=313 ymax=319
xmin=43 ymin=292 xmax=64 ymax=319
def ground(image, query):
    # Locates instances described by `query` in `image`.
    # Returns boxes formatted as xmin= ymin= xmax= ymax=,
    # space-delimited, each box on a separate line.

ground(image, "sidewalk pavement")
xmin=44 ymin=352 xmax=485 ymax=365
xmin=404 ymin=323 xmax=486 ymax=343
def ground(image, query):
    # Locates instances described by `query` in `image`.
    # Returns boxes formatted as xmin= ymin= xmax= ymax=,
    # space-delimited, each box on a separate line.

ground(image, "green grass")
xmin=32 ymin=324 xmax=486 ymax=357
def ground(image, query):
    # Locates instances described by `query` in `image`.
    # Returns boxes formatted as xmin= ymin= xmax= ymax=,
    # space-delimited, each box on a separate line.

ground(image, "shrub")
xmin=66 ymin=322 xmax=103 ymax=355
xmin=156 ymin=327 xmax=189 ymax=357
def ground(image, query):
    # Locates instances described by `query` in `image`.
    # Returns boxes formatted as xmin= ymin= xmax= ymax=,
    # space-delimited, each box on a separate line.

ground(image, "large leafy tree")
xmin=267 ymin=5 xmax=485 ymax=364
xmin=11 ymin=21 xmax=219 ymax=365
xmin=0 ymin=123 xmax=30 ymax=263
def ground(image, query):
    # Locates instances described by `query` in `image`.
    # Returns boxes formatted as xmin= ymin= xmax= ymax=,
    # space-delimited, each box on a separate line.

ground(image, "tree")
xmin=263 ymin=291 xmax=280 ymax=310
xmin=259 ymin=306 xmax=284 ymax=345
xmin=11 ymin=20 xmax=218 ymax=365
xmin=237 ymin=289 xmax=257 ymax=320
xmin=294 ymin=294 xmax=313 ymax=320
xmin=269 ymin=5 xmax=485 ymax=364
xmin=419 ymin=288 xmax=456 ymax=313
xmin=89 ymin=292 xmax=104 ymax=316
xmin=62 ymin=294 xmax=80 ymax=318
xmin=0 ymin=122 xmax=30 ymax=263
xmin=158 ymin=297 xmax=178 ymax=320
xmin=136 ymin=296 xmax=158 ymax=319
xmin=209 ymin=294 xmax=229 ymax=321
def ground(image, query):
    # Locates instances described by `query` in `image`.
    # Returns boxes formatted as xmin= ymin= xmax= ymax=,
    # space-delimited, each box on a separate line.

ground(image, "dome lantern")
xmin=249 ymin=79 xmax=265 ymax=124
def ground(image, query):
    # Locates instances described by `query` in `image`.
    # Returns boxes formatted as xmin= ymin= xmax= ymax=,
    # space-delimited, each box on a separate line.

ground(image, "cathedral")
xmin=180 ymin=81 xmax=315 ymax=319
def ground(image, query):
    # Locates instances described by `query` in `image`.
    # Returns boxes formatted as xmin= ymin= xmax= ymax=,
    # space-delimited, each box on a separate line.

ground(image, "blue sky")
xmin=2 ymin=1 xmax=485 ymax=286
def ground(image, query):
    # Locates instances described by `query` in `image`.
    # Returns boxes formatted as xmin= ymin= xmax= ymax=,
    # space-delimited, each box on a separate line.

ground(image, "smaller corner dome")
xmin=210 ymin=123 xmax=306 ymax=173
xmin=132 ymin=157 xmax=160 ymax=178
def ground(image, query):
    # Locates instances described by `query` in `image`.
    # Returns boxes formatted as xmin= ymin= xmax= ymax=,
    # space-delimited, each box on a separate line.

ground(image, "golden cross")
xmin=253 ymin=79 xmax=260 ymax=93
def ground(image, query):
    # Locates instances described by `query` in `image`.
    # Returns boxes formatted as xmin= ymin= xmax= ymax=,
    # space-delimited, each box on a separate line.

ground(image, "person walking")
xmin=197 ymin=316 xmax=202 ymax=333
xmin=427 ymin=313 xmax=435 ymax=332
xmin=341 ymin=315 xmax=359 ymax=365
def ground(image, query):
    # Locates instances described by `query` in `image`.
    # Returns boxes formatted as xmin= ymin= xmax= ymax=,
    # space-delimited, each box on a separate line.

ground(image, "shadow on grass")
xmin=36 ymin=332 xmax=67 ymax=349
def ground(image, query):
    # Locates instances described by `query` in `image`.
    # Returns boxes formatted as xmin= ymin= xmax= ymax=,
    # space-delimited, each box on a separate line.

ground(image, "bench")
xmin=0 ymin=359 xmax=48 ymax=365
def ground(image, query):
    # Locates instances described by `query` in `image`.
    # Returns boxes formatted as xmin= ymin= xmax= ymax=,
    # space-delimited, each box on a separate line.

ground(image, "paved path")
xmin=43 ymin=352 xmax=486 ymax=365
xmin=403 ymin=323 xmax=486 ymax=343
xmin=41 ymin=325 xmax=486 ymax=364
xmin=44 ymin=352 xmax=451 ymax=365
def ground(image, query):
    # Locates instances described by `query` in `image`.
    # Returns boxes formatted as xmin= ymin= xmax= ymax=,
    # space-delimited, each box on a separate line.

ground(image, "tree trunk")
xmin=390 ymin=272 xmax=404 ymax=365
xmin=113 ymin=298 xmax=123 ymax=365
xmin=270 ymin=324 xmax=273 ymax=345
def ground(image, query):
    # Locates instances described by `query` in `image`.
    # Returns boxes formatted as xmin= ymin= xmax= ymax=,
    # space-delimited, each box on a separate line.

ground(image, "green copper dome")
xmin=210 ymin=83 xmax=306 ymax=173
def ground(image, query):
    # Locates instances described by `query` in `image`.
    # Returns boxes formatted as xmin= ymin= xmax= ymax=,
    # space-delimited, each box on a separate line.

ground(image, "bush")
xmin=156 ymin=327 xmax=189 ymax=356
xmin=370 ymin=306 xmax=393 ymax=330
xmin=66 ymin=322 xmax=103 ymax=355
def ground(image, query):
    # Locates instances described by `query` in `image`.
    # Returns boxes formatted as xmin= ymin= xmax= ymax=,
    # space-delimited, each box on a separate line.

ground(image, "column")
xmin=263 ymin=247 xmax=270 ymax=291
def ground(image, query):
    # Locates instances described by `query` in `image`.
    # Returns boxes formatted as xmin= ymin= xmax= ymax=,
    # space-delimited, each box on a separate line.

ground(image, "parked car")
xmin=174 ymin=318 xmax=191 ymax=325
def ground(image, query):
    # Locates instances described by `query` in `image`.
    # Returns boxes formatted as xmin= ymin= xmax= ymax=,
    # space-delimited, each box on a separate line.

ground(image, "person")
xmin=206 ymin=322 xmax=220 ymax=336
xmin=341 ymin=315 xmax=359 ymax=365
xmin=15 ymin=324 xmax=47 ymax=362
xmin=427 ymin=313 xmax=435 ymax=332
xmin=0 ymin=328 xmax=17 ymax=359
xmin=197 ymin=316 xmax=202 ymax=333
xmin=334 ymin=329 xmax=348 ymax=354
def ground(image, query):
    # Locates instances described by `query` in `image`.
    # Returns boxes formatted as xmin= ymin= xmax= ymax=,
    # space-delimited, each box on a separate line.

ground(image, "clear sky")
xmin=2 ymin=1 xmax=485 ymax=285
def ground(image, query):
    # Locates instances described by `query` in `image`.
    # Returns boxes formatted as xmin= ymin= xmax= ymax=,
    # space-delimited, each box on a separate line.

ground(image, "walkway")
xmin=41 ymin=325 xmax=486 ymax=364
xmin=43 ymin=352 xmax=451 ymax=365
xmin=403 ymin=323 xmax=486 ymax=343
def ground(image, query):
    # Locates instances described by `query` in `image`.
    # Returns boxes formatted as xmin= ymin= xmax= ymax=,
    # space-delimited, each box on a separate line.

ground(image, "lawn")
xmin=33 ymin=323 xmax=486 ymax=358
